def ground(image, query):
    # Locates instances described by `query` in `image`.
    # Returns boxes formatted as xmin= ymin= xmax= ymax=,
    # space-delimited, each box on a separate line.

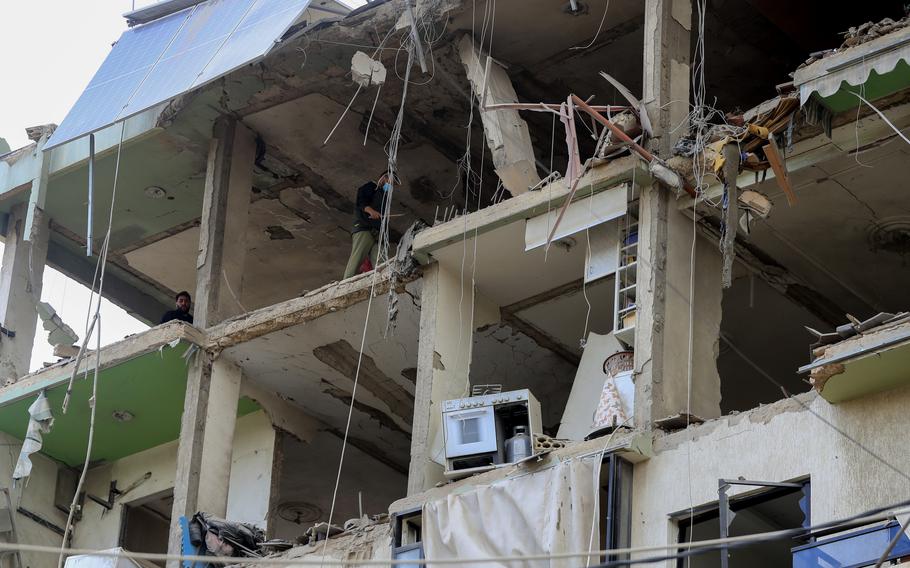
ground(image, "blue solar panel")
xmin=47 ymin=0 xmax=311 ymax=149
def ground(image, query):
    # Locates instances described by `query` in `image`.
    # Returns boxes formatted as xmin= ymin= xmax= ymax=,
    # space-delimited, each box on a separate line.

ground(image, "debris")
xmin=599 ymin=70 xmax=652 ymax=136
xmin=739 ymin=190 xmax=772 ymax=218
xmin=25 ymin=124 xmax=57 ymax=143
xmin=188 ymin=512 xmax=264 ymax=558
xmin=12 ymin=391 xmax=54 ymax=482
xmin=36 ymin=302 xmax=79 ymax=354
xmin=806 ymin=312 xmax=909 ymax=350
xmin=654 ymin=413 xmax=705 ymax=431
xmin=533 ymin=433 xmax=567 ymax=454
xmin=304 ymin=521 xmax=345 ymax=545
xmin=350 ymin=51 xmax=387 ymax=87
xmin=720 ymin=143 xmax=740 ymax=288
xmin=796 ymin=12 xmax=910 ymax=69
xmin=649 ymin=159 xmax=685 ymax=196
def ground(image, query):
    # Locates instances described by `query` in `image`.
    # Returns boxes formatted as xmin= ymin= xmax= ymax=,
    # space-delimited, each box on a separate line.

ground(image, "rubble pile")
xmin=799 ymin=11 xmax=910 ymax=69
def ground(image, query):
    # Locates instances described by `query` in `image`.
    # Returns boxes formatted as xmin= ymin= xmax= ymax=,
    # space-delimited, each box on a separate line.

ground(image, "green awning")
xmin=794 ymin=27 xmax=910 ymax=113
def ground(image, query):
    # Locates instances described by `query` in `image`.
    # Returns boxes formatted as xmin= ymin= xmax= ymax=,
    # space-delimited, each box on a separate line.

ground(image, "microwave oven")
xmin=442 ymin=389 xmax=542 ymax=479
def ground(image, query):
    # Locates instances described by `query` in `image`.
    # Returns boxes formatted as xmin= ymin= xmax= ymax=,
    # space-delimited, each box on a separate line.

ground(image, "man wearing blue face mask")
xmin=342 ymin=171 xmax=400 ymax=279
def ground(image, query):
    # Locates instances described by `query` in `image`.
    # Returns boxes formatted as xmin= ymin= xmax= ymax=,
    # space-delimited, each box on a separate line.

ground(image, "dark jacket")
xmin=161 ymin=309 xmax=193 ymax=325
xmin=353 ymin=181 xmax=387 ymax=233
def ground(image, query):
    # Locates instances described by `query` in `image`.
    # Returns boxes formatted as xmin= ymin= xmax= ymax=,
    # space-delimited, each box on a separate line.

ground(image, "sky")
xmin=0 ymin=0 xmax=364 ymax=371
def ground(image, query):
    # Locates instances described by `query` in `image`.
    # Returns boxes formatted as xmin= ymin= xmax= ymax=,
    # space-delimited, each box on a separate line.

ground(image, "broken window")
xmin=674 ymin=478 xmax=810 ymax=567
xmin=120 ymin=489 xmax=173 ymax=566
xmin=793 ymin=519 xmax=910 ymax=567
xmin=391 ymin=507 xmax=423 ymax=567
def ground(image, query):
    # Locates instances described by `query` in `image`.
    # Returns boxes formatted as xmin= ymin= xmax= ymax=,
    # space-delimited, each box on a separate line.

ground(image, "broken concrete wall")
xmin=457 ymin=35 xmax=540 ymax=196
xmin=631 ymin=385 xmax=910 ymax=553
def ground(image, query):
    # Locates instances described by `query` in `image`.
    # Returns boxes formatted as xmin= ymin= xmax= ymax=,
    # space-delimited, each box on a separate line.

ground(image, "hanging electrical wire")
xmin=319 ymin=6 xmax=423 ymax=559
xmin=56 ymin=121 xmax=127 ymax=568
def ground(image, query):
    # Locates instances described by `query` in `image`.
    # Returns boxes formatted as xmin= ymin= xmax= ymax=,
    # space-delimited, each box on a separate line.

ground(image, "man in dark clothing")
xmin=342 ymin=171 xmax=400 ymax=279
xmin=160 ymin=291 xmax=194 ymax=324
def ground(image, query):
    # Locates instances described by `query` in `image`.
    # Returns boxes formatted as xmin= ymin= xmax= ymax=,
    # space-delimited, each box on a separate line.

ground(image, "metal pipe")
xmin=571 ymin=94 xmax=697 ymax=198
xmin=87 ymin=133 xmax=95 ymax=257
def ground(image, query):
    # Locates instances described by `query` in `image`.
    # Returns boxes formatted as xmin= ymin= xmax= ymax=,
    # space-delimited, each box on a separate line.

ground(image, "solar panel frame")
xmin=46 ymin=0 xmax=312 ymax=150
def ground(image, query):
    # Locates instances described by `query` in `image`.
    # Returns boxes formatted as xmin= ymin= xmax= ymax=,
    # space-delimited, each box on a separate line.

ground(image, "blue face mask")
xmin=382 ymin=182 xmax=392 ymax=192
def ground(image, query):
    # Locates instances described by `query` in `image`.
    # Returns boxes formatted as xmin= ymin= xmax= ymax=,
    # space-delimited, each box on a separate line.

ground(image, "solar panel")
xmin=46 ymin=0 xmax=312 ymax=150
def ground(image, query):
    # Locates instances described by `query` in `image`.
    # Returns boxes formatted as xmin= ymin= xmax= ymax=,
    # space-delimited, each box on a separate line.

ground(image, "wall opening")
xmin=272 ymin=431 xmax=407 ymax=541
xmin=120 ymin=489 xmax=173 ymax=565
xmin=675 ymin=479 xmax=810 ymax=567
xmin=717 ymin=274 xmax=818 ymax=414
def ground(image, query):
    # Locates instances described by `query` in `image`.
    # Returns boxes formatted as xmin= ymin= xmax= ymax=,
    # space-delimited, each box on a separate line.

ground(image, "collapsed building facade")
xmin=1 ymin=0 xmax=910 ymax=565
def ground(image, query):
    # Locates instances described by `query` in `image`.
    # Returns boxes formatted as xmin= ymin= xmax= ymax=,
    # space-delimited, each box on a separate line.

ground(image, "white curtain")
xmin=423 ymin=458 xmax=598 ymax=568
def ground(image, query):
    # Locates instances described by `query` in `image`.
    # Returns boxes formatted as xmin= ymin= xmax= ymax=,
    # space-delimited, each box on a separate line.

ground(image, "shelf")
xmin=618 ymin=261 xmax=637 ymax=271
xmin=617 ymin=305 xmax=637 ymax=314
xmin=619 ymin=284 xmax=636 ymax=294
xmin=620 ymin=243 xmax=638 ymax=252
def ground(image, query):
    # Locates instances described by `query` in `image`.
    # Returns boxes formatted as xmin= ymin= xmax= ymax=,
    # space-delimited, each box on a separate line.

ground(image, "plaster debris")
xmin=36 ymin=301 xmax=79 ymax=355
xmin=797 ymin=10 xmax=910 ymax=68
xmin=12 ymin=391 xmax=54 ymax=482
xmin=351 ymin=51 xmax=387 ymax=87
xmin=24 ymin=123 xmax=56 ymax=143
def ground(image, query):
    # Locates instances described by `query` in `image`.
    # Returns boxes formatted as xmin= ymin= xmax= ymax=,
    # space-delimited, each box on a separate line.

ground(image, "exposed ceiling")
xmin=222 ymin=280 xmax=423 ymax=470
xmin=0 ymin=341 xmax=257 ymax=466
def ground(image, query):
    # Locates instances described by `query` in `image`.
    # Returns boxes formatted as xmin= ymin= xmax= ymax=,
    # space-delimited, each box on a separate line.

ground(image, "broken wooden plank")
xmin=762 ymin=136 xmax=797 ymax=206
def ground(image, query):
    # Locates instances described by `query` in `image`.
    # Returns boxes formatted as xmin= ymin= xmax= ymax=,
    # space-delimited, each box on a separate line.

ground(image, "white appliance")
xmin=442 ymin=389 xmax=542 ymax=479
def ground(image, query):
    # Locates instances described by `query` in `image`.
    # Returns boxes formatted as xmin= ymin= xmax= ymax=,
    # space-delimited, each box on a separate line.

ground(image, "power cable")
xmin=57 ymin=121 xmax=126 ymax=568
xmin=2 ymin=498 xmax=906 ymax=566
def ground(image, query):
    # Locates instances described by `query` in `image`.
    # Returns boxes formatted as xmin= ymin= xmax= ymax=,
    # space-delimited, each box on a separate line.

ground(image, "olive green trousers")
xmin=342 ymin=230 xmax=378 ymax=279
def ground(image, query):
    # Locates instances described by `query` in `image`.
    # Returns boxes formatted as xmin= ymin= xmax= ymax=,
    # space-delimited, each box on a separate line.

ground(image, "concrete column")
xmin=407 ymin=262 xmax=500 ymax=494
xmin=167 ymin=117 xmax=254 ymax=564
xmin=0 ymin=203 xmax=49 ymax=383
xmin=634 ymin=0 xmax=722 ymax=424
xmin=167 ymin=355 xmax=242 ymax=564
xmin=194 ymin=116 xmax=255 ymax=329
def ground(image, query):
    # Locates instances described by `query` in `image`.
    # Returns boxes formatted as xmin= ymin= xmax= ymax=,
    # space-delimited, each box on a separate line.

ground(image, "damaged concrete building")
xmin=1 ymin=0 xmax=910 ymax=565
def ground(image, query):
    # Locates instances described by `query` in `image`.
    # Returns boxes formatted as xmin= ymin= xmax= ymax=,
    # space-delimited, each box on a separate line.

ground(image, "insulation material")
xmin=525 ymin=187 xmax=627 ymax=251
xmin=12 ymin=391 xmax=54 ymax=481
xmin=422 ymin=457 xmax=598 ymax=568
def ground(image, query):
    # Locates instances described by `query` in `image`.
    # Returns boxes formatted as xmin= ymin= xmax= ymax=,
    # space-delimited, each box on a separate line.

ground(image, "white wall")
xmin=226 ymin=411 xmax=276 ymax=528
xmin=630 ymin=384 xmax=910 ymax=561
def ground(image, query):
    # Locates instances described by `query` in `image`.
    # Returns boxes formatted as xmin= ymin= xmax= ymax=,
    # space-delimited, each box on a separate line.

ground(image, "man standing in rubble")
xmin=342 ymin=171 xmax=399 ymax=279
